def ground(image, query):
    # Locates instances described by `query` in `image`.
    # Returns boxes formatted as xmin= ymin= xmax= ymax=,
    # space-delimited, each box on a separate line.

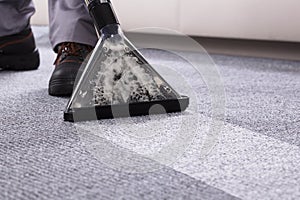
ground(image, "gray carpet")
xmin=0 ymin=26 xmax=299 ymax=200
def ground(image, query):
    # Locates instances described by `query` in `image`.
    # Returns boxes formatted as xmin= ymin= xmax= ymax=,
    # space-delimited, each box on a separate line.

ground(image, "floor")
xmin=0 ymin=26 xmax=300 ymax=200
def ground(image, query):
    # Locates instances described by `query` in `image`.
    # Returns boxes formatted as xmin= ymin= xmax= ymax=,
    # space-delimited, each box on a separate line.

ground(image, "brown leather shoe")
xmin=0 ymin=28 xmax=40 ymax=70
xmin=48 ymin=42 xmax=93 ymax=97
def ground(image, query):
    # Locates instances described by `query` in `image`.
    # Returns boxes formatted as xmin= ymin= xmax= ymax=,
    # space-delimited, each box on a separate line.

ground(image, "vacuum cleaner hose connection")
xmin=86 ymin=0 xmax=119 ymax=34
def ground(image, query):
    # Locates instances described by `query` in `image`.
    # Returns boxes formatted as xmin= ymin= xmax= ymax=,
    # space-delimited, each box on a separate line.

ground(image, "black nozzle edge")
xmin=87 ymin=0 xmax=119 ymax=33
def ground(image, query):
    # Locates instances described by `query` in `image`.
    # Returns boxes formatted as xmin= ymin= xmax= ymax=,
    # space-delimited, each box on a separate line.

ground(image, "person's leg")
xmin=48 ymin=0 xmax=98 ymax=51
xmin=0 ymin=0 xmax=40 ymax=70
xmin=48 ymin=0 xmax=98 ymax=96
xmin=0 ymin=0 xmax=35 ymax=37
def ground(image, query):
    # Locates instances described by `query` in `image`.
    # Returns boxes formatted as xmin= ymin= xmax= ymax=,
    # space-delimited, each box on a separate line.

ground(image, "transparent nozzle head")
xmin=66 ymin=24 xmax=182 ymax=112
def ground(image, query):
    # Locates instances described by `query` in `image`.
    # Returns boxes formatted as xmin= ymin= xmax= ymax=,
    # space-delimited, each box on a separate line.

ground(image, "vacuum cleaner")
xmin=64 ymin=0 xmax=189 ymax=122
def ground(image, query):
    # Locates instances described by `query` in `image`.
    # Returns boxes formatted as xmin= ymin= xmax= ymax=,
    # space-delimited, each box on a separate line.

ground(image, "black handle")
xmin=86 ymin=0 xmax=119 ymax=33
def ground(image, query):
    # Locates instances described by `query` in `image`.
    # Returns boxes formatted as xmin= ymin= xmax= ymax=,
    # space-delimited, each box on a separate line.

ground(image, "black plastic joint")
xmin=87 ymin=0 xmax=119 ymax=33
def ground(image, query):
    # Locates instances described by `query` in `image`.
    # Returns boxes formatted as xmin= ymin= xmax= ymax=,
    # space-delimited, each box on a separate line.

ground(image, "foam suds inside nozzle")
xmin=78 ymin=35 xmax=179 ymax=107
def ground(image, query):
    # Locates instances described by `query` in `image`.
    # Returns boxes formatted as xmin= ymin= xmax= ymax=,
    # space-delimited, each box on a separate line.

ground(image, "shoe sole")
xmin=48 ymin=79 xmax=75 ymax=97
xmin=0 ymin=50 xmax=40 ymax=71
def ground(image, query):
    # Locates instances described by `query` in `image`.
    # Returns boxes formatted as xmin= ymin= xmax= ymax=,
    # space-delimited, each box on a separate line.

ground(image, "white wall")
xmin=31 ymin=0 xmax=300 ymax=42
xmin=31 ymin=0 xmax=48 ymax=25
xmin=178 ymin=0 xmax=300 ymax=42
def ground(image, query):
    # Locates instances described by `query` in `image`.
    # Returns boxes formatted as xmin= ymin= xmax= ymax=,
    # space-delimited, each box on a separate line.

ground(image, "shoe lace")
xmin=54 ymin=42 xmax=93 ymax=65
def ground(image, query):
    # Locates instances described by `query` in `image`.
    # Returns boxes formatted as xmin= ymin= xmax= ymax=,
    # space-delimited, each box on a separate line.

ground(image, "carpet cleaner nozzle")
xmin=64 ymin=0 xmax=189 ymax=122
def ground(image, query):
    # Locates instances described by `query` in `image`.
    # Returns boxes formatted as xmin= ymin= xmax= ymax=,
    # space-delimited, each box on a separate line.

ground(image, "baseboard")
xmin=125 ymin=32 xmax=300 ymax=61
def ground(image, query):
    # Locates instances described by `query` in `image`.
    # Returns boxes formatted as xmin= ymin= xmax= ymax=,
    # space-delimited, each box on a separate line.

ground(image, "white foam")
xmin=91 ymin=37 xmax=177 ymax=105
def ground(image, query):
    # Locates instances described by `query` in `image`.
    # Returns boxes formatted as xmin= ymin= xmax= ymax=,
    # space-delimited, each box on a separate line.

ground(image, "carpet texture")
xmin=0 ymin=26 xmax=299 ymax=200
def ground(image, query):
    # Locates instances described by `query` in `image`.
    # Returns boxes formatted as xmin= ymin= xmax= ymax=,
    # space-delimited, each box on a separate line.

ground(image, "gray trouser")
xmin=0 ymin=0 xmax=98 ymax=49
